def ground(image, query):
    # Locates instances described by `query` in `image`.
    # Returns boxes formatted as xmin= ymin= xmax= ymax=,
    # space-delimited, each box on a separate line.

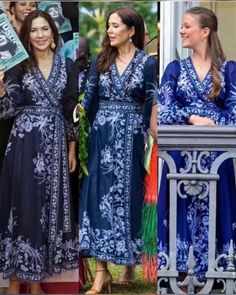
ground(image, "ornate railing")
xmin=158 ymin=126 xmax=236 ymax=294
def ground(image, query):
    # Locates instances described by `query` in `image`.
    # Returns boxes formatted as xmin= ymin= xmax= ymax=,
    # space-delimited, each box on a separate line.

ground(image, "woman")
xmin=9 ymin=1 xmax=37 ymax=34
xmin=78 ymin=7 xmax=157 ymax=294
xmin=158 ymin=7 xmax=236 ymax=281
xmin=0 ymin=10 xmax=78 ymax=294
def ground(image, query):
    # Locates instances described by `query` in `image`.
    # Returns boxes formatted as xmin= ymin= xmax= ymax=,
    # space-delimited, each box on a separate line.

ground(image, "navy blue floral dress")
xmin=79 ymin=50 xmax=157 ymax=265
xmin=158 ymin=57 xmax=236 ymax=279
xmin=0 ymin=54 xmax=78 ymax=281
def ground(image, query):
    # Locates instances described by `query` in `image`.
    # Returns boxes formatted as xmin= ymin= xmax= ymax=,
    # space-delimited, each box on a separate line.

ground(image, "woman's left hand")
xmin=189 ymin=114 xmax=215 ymax=126
xmin=150 ymin=104 xmax=157 ymax=141
xmin=149 ymin=127 xmax=157 ymax=142
xmin=68 ymin=141 xmax=77 ymax=173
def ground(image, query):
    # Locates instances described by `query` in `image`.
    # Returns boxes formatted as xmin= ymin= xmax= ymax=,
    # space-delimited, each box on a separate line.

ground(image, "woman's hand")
xmin=150 ymin=104 xmax=157 ymax=141
xmin=68 ymin=141 xmax=77 ymax=173
xmin=149 ymin=127 xmax=157 ymax=141
xmin=0 ymin=69 xmax=5 ymax=97
xmin=188 ymin=114 xmax=215 ymax=126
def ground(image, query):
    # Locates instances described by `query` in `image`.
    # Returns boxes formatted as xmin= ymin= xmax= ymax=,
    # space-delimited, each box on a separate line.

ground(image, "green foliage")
xmin=78 ymin=95 xmax=90 ymax=179
xmin=79 ymin=1 xmax=158 ymax=57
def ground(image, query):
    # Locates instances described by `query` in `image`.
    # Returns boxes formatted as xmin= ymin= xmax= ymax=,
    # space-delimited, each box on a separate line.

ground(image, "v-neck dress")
xmin=79 ymin=50 xmax=158 ymax=265
xmin=158 ymin=57 xmax=236 ymax=279
xmin=0 ymin=54 xmax=78 ymax=281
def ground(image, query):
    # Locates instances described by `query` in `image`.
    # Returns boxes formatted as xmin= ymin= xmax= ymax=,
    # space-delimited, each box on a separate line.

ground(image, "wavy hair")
xmin=97 ymin=7 xmax=144 ymax=73
xmin=9 ymin=2 xmax=37 ymax=15
xmin=186 ymin=6 xmax=225 ymax=99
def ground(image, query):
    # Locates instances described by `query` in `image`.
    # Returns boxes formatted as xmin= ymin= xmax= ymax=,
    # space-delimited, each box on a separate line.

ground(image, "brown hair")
xmin=186 ymin=6 xmax=225 ymax=99
xmin=9 ymin=2 xmax=17 ymax=14
xmin=97 ymin=7 xmax=145 ymax=73
xmin=9 ymin=2 xmax=37 ymax=15
xmin=20 ymin=10 xmax=59 ymax=73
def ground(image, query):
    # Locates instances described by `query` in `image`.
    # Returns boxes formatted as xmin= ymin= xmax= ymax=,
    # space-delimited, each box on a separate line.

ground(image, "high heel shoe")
xmin=85 ymin=269 xmax=113 ymax=294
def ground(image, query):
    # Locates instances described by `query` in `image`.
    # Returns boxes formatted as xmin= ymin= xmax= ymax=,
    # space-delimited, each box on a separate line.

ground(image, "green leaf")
xmin=78 ymin=94 xmax=90 ymax=179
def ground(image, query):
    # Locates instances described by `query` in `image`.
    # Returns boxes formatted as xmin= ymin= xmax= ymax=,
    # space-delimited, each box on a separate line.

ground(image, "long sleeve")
xmin=63 ymin=58 xmax=77 ymax=142
xmin=143 ymin=56 xmax=158 ymax=130
xmin=158 ymin=60 xmax=191 ymax=125
xmin=63 ymin=59 xmax=79 ymax=122
xmin=0 ymin=67 xmax=23 ymax=119
xmin=81 ymin=59 xmax=100 ymax=124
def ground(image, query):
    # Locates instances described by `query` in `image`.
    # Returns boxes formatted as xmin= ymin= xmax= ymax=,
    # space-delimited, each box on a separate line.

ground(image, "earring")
xmin=129 ymin=37 xmax=132 ymax=43
xmin=51 ymin=38 xmax=56 ymax=50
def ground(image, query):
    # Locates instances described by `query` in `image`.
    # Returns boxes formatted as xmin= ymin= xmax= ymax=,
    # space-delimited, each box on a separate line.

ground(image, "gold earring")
xmin=51 ymin=38 xmax=56 ymax=50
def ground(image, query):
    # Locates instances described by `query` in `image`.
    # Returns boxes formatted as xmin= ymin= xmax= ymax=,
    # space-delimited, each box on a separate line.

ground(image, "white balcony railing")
xmin=158 ymin=126 xmax=236 ymax=294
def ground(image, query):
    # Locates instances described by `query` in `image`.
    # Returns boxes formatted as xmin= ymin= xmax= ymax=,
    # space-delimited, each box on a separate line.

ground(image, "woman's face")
xmin=11 ymin=2 xmax=37 ymax=23
xmin=48 ymin=6 xmax=60 ymax=19
xmin=180 ymin=13 xmax=206 ymax=49
xmin=0 ymin=34 xmax=7 ymax=46
xmin=29 ymin=16 xmax=53 ymax=52
xmin=107 ymin=13 xmax=134 ymax=48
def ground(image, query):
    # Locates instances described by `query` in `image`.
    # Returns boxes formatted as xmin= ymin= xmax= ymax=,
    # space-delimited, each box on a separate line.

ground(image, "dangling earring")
xmin=129 ymin=37 xmax=133 ymax=43
xmin=51 ymin=38 xmax=56 ymax=50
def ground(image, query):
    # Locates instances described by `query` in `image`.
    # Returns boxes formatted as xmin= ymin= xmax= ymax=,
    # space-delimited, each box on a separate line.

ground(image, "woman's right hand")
xmin=188 ymin=114 xmax=215 ymax=126
xmin=0 ymin=69 xmax=5 ymax=97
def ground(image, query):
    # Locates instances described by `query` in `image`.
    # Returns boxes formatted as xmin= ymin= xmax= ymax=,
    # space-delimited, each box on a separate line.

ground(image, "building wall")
xmin=201 ymin=1 xmax=236 ymax=60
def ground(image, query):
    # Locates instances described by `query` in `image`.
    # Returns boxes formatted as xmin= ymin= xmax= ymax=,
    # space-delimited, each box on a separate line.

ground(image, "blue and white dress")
xmin=79 ymin=49 xmax=157 ymax=265
xmin=158 ymin=57 xmax=236 ymax=279
xmin=0 ymin=54 xmax=78 ymax=281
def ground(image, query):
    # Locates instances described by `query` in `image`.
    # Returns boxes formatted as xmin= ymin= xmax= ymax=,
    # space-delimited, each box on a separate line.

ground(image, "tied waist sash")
xmin=21 ymin=105 xmax=63 ymax=117
xmin=99 ymin=100 xmax=142 ymax=114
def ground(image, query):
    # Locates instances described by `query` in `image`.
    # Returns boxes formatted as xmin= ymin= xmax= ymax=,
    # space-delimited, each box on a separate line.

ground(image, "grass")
xmin=80 ymin=259 xmax=157 ymax=294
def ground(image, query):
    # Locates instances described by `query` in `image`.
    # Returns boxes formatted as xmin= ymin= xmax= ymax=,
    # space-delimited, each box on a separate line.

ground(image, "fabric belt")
xmin=22 ymin=106 xmax=62 ymax=116
xmin=99 ymin=100 xmax=142 ymax=113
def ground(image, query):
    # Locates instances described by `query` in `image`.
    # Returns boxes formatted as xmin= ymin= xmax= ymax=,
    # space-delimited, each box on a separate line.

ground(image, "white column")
xmin=159 ymin=1 xmax=199 ymax=79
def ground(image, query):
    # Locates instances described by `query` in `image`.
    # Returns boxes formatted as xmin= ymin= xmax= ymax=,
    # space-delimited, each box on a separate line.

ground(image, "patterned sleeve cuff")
xmin=66 ymin=121 xmax=78 ymax=142
xmin=0 ymin=93 xmax=16 ymax=119
xmin=182 ymin=112 xmax=191 ymax=124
